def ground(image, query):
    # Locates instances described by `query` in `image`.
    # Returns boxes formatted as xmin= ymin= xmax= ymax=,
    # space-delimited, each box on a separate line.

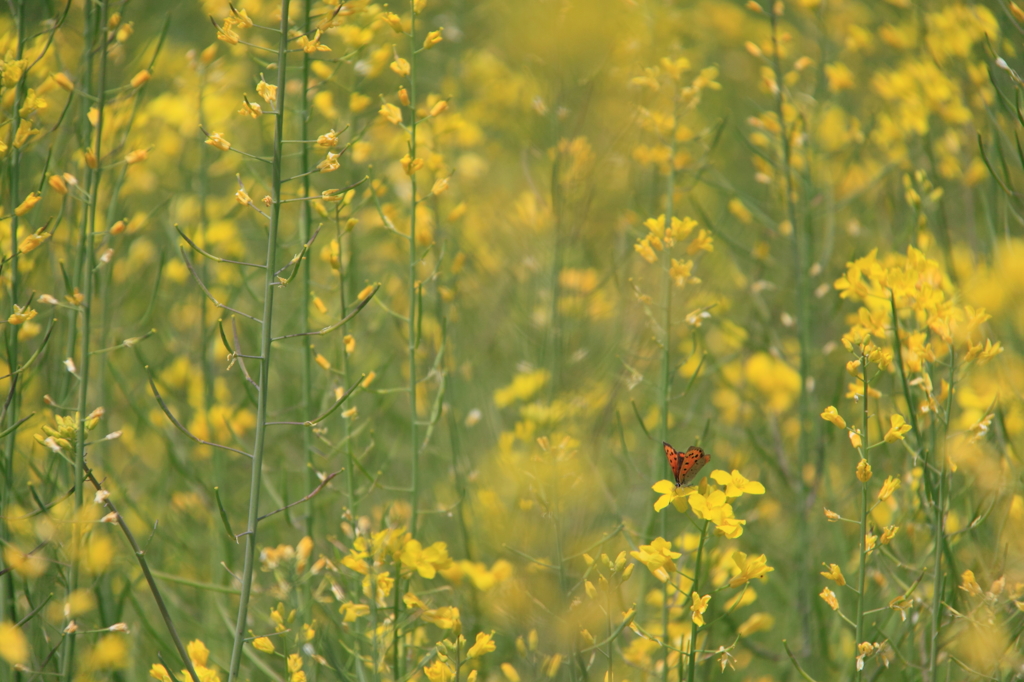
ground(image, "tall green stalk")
xmin=853 ymin=354 xmax=870 ymax=679
xmin=226 ymin=3 xmax=291 ymax=679
xmin=299 ymin=0 xmax=316 ymax=537
xmin=337 ymin=220 xmax=357 ymax=518
xmin=686 ymin=520 xmax=709 ymax=682
xmin=1 ymin=0 xmax=27 ymax=633
xmin=407 ymin=0 xmax=421 ymax=540
xmin=927 ymin=351 xmax=953 ymax=682
xmin=64 ymin=2 xmax=109 ymax=680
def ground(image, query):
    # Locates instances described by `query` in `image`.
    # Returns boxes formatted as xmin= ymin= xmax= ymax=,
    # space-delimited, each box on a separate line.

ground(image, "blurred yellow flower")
xmin=400 ymin=539 xmax=452 ymax=579
xmin=257 ymin=77 xmax=277 ymax=105
xmin=391 ymin=57 xmax=411 ymax=77
xmin=824 ymin=62 xmax=855 ymax=92
xmin=424 ymin=659 xmax=454 ymax=682
xmin=729 ymin=552 xmax=774 ymax=587
xmin=423 ymin=29 xmax=444 ymax=49
xmin=339 ymin=602 xmax=369 ymax=622
xmin=820 ymin=406 xmax=846 ymax=428
xmin=690 ymin=592 xmax=710 ymax=627
xmin=820 ymin=563 xmax=846 ymax=586
xmin=878 ymin=475 xmax=901 ymax=500
xmin=820 ymin=587 xmax=839 ymax=610
xmin=710 ymin=470 xmax=765 ymax=497
xmin=252 ymin=637 xmax=275 ymax=653
xmin=421 ymin=605 xmax=460 ymax=630
xmin=467 ymin=631 xmax=496 ymax=658
xmin=884 ymin=414 xmax=912 ymax=443
xmin=205 ymin=132 xmax=230 ymax=151
xmin=501 ymin=663 xmax=521 ymax=682
xmin=0 ymin=622 xmax=29 ymax=665
xmin=630 ymin=537 xmax=680 ymax=582
xmin=14 ymin=191 xmax=40 ymax=216
xmin=380 ymin=103 xmax=403 ymax=125
xmin=856 ymin=459 xmax=872 ymax=482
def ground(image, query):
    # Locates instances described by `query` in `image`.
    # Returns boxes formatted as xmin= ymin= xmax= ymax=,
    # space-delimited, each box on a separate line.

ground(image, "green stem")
xmin=686 ymin=520 xmax=709 ymax=682
xmin=226 ymin=3 xmax=291 ymax=679
xmin=407 ymin=0 xmax=421 ymax=541
xmin=1 ymin=0 xmax=26 ymax=633
xmin=64 ymin=2 xmax=109 ymax=680
xmin=927 ymin=351 xmax=952 ymax=681
xmin=300 ymin=0 xmax=315 ymax=537
xmin=854 ymin=354 xmax=870 ymax=679
xmin=336 ymin=217 xmax=356 ymax=518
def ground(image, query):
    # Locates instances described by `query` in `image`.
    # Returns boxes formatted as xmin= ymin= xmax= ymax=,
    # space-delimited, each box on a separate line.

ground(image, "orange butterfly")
xmin=663 ymin=442 xmax=710 ymax=487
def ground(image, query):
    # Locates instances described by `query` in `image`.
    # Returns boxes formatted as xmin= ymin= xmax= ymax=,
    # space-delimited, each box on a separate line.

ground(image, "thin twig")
xmin=272 ymin=284 xmax=378 ymax=340
xmin=83 ymin=465 xmax=202 ymax=682
xmin=145 ymin=373 xmax=252 ymax=458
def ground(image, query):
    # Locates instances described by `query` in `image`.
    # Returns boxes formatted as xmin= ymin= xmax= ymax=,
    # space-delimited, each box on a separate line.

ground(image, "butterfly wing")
xmin=677 ymin=446 xmax=710 ymax=486
xmin=663 ymin=442 xmax=684 ymax=486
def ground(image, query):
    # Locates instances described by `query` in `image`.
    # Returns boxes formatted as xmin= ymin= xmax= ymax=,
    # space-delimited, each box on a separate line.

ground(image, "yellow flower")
xmin=728 ymin=552 xmax=774 ymax=587
xmin=380 ymin=103 xmax=403 ymax=125
xmin=820 ymin=587 xmax=839 ymax=610
xmin=878 ymin=476 xmax=901 ymax=501
xmin=689 ymin=489 xmax=732 ymax=524
xmin=959 ymin=570 xmax=983 ymax=596
xmin=431 ymin=177 xmax=450 ymax=195
xmin=19 ymin=228 xmax=51 ymax=254
xmin=216 ymin=21 xmax=239 ymax=44
xmin=390 ymin=57 xmax=411 ymax=77
xmin=298 ymin=30 xmax=331 ymax=53
xmin=421 ymin=605 xmax=460 ymax=630
xmin=820 ymin=406 xmax=846 ymax=428
xmin=709 ymin=470 xmax=766 ymax=498
xmin=501 ymin=663 xmax=521 ymax=682
xmin=690 ymin=592 xmax=710 ymax=627
xmin=381 ymin=12 xmax=404 ymax=32
xmin=0 ymin=622 xmax=29 ymax=665
xmin=652 ymin=479 xmax=694 ymax=512
xmin=424 ymin=659 xmax=454 ymax=682
xmin=737 ymin=612 xmax=774 ymax=637
xmin=629 ymin=537 xmax=680 ymax=582
xmin=820 ymin=563 xmax=846 ymax=586
xmin=318 ymin=152 xmax=341 ymax=173
xmin=424 ymin=29 xmax=444 ymax=48
xmin=238 ymin=100 xmax=262 ymax=118
xmin=339 ymin=602 xmax=369 ymax=622
xmin=317 ymin=129 xmax=339 ymax=147
xmin=14 ymin=192 xmax=41 ymax=216
xmin=824 ymin=508 xmax=841 ymax=522
xmin=687 ymin=229 xmax=714 ymax=254
xmin=824 ymin=62 xmax=855 ymax=91
xmin=467 ymin=631 xmax=496 ymax=658
xmin=856 ymin=459 xmax=872 ymax=482
xmin=8 ymin=305 xmax=37 ymax=326
xmin=883 ymin=414 xmax=912 ymax=443
xmin=48 ymin=174 xmax=68 ymax=194
xmin=880 ymin=525 xmax=899 ymax=545
xmin=400 ymin=539 xmax=451 ymax=579
xmin=257 ymin=77 xmax=277 ymax=105
xmin=205 ymin=132 xmax=230 ymax=151
xmin=149 ymin=664 xmax=173 ymax=682
xmin=669 ymin=258 xmax=696 ymax=287
xmin=252 ymin=637 xmax=275 ymax=653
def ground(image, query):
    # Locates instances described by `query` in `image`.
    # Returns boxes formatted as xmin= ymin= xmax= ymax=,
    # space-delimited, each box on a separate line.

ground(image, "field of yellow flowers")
xmin=1 ymin=0 xmax=1023 ymax=680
